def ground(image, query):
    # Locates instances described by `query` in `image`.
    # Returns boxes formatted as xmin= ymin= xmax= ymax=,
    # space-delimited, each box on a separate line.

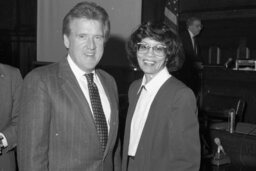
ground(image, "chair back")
xmin=208 ymin=46 xmax=221 ymax=65
xmin=201 ymin=93 xmax=246 ymax=122
xmin=237 ymin=46 xmax=250 ymax=60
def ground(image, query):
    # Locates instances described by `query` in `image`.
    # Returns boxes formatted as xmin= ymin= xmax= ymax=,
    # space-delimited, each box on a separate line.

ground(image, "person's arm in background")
xmin=1 ymin=68 xmax=22 ymax=153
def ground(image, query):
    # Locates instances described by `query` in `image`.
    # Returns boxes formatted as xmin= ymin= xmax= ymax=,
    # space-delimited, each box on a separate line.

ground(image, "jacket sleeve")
xmin=2 ymin=68 xmax=23 ymax=152
xmin=168 ymin=87 xmax=201 ymax=171
xmin=17 ymin=71 xmax=51 ymax=171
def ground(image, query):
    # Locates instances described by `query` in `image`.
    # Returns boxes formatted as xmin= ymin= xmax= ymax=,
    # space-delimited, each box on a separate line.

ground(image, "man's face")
xmin=188 ymin=20 xmax=202 ymax=36
xmin=64 ymin=18 xmax=105 ymax=73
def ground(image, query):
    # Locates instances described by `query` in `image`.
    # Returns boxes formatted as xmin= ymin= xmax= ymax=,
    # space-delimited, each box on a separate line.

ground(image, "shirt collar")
xmin=137 ymin=67 xmax=171 ymax=94
xmin=67 ymin=55 xmax=95 ymax=78
xmin=188 ymin=29 xmax=195 ymax=38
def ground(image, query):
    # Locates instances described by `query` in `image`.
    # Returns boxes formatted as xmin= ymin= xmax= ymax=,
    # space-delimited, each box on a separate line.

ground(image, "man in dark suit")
xmin=17 ymin=2 xmax=121 ymax=171
xmin=177 ymin=17 xmax=203 ymax=96
xmin=0 ymin=63 xmax=23 ymax=171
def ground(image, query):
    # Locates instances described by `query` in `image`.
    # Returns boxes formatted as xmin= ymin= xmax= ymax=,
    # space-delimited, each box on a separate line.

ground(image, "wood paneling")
xmin=180 ymin=0 xmax=256 ymax=13
xmin=178 ymin=1 xmax=256 ymax=64
xmin=0 ymin=0 xmax=36 ymax=76
xmin=0 ymin=1 xmax=17 ymax=29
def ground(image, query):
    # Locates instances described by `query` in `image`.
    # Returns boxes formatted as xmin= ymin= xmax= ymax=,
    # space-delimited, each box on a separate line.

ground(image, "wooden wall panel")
xmin=178 ymin=1 xmax=256 ymax=64
xmin=180 ymin=0 xmax=256 ymax=12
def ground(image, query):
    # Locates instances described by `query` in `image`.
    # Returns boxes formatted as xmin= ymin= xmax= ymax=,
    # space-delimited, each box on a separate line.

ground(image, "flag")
xmin=164 ymin=0 xmax=179 ymax=34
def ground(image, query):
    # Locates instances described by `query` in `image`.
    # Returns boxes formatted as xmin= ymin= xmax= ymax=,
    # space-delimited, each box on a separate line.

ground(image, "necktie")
xmin=85 ymin=73 xmax=108 ymax=152
xmin=193 ymin=37 xmax=198 ymax=55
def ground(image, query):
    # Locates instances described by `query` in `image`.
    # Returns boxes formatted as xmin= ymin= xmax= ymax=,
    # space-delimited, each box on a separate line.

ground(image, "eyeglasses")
xmin=137 ymin=42 xmax=167 ymax=57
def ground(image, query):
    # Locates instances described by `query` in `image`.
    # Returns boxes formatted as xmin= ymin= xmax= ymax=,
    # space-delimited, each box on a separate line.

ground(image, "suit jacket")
xmin=17 ymin=58 xmax=121 ymax=171
xmin=180 ymin=30 xmax=199 ymax=62
xmin=174 ymin=30 xmax=202 ymax=94
xmin=122 ymin=77 xmax=201 ymax=171
xmin=0 ymin=63 xmax=22 ymax=171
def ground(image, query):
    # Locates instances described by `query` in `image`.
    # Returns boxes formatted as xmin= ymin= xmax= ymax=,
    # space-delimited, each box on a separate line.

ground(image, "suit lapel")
xmin=186 ymin=31 xmax=194 ymax=52
xmin=122 ymin=80 xmax=142 ymax=168
xmin=122 ymin=78 xmax=172 ymax=169
xmin=57 ymin=60 xmax=118 ymax=157
xmin=57 ymin=59 xmax=97 ymax=133
xmin=96 ymin=70 xmax=119 ymax=158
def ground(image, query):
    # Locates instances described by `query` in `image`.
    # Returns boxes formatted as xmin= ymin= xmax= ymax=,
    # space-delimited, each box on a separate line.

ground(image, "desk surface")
xmin=200 ymin=158 xmax=256 ymax=171
xmin=203 ymin=125 xmax=256 ymax=171
xmin=210 ymin=122 xmax=256 ymax=135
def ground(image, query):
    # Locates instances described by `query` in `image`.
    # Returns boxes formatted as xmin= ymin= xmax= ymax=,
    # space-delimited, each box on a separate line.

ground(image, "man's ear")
xmin=63 ymin=34 xmax=70 ymax=49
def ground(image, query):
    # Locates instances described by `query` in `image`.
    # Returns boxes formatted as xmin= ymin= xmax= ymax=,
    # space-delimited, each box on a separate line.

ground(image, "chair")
xmin=208 ymin=46 xmax=221 ymax=65
xmin=237 ymin=46 xmax=250 ymax=60
xmin=200 ymin=93 xmax=246 ymax=130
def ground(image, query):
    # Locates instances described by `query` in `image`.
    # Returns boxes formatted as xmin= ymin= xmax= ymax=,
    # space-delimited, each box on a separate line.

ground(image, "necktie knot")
xmin=85 ymin=73 xmax=94 ymax=84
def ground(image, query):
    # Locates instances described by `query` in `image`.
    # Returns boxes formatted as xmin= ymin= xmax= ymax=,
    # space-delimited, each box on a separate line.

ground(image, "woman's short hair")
xmin=126 ymin=22 xmax=184 ymax=72
xmin=62 ymin=1 xmax=110 ymax=41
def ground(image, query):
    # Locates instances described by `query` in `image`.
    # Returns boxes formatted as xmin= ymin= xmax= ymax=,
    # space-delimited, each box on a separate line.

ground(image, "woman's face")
xmin=137 ymin=37 xmax=167 ymax=79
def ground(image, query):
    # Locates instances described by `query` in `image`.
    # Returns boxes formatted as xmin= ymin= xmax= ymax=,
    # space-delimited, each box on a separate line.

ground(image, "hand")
xmin=194 ymin=62 xmax=204 ymax=70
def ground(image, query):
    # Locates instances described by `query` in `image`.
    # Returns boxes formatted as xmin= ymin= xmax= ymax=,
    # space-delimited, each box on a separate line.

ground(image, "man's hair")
xmin=186 ymin=17 xmax=201 ymax=28
xmin=62 ymin=1 xmax=110 ymax=41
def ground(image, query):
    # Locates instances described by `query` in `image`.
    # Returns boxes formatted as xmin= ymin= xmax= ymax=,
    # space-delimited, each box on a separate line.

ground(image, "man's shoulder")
xmin=179 ymin=30 xmax=190 ymax=39
xmin=163 ymin=77 xmax=195 ymax=98
xmin=0 ymin=63 xmax=20 ymax=74
xmin=165 ymin=77 xmax=189 ymax=89
xmin=24 ymin=62 xmax=60 ymax=82
xmin=96 ymin=68 xmax=115 ymax=81
xmin=128 ymin=79 xmax=142 ymax=94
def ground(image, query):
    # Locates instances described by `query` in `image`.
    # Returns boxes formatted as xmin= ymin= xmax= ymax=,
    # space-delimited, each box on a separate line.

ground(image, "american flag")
xmin=164 ymin=0 xmax=179 ymax=34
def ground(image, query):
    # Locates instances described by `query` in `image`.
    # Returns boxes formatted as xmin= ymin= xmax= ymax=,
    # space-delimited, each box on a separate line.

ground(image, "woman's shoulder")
xmin=163 ymin=77 xmax=195 ymax=96
xmin=130 ymin=78 xmax=142 ymax=89
xmin=0 ymin=63 xmax=20 ymax=73
xmin=128 ymin=79 xmax=142 ymax=95
xmin=166 ymin=76 xmax=187 ymax=88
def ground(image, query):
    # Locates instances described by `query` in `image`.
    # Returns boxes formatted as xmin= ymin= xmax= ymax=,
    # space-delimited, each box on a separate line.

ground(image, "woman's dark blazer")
xmin=122 ymin=76 xmax=201 ymax=171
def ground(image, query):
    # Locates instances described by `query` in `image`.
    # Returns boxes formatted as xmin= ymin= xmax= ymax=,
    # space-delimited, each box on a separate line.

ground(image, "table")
xmin=201 ymin=123 xmax=256 ymax=171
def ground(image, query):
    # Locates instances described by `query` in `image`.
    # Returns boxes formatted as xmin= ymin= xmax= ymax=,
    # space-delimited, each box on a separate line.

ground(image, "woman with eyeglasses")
xmin=121 ymin=22 xmax=201 ymax=171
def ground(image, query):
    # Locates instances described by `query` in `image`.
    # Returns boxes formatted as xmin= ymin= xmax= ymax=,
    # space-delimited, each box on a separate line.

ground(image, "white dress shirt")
xmin=128 ymin=67 xmax=171 ymax=156
xmin=188 ymin=29 xmax=196 ymax=49
xmin=0 ymin=133 xmax=7 ymax=147
xmin=67 ymin=55 xmax=111 ymax=132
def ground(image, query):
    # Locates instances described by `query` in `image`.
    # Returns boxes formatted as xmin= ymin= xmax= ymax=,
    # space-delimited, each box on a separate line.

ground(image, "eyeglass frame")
xmin=137 ymin=42 xmax=167 ymax=57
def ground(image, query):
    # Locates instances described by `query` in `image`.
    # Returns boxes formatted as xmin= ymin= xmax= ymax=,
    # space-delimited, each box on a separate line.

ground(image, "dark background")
xmin=1 ymin=0 xmax=256 ymax=123
xmin=1 ymin=0 xmax=256 ymax=75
